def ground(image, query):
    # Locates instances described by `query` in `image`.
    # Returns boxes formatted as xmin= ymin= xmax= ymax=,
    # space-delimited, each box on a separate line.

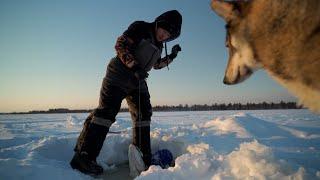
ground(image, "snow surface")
xmin=0 ymin=109 xmax=319 ymax=179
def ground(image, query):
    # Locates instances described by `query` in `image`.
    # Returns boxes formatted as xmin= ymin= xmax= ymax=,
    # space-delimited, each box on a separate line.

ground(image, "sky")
xmin=0 ymin=0 xmax=296 ymax=113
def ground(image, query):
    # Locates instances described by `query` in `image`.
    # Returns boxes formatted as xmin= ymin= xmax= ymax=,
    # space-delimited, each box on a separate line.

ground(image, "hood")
xmin=155 ymin=10 xmax=182 ymax=42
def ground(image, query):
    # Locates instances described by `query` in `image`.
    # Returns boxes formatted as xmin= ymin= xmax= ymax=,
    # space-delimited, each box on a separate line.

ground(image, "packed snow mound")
xmin=199 ymin=116 xmax=251 ymax=138
xmin=222 ymin=140 xmax=306 ymax=179
xmin=137 ymin=141 xmax=306 ymax=180
xmin=138 ymin=143 xmax=217 ymax=180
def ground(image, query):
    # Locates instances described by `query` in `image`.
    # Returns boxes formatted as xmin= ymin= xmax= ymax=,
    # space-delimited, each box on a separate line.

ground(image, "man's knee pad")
xmin=91 ymin=108 xmax=119 ymax=128
xmin=91 ymin=115 xmax=115 ymax=128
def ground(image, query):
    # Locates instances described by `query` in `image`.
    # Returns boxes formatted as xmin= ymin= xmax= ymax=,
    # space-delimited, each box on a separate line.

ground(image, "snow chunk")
xmin=66 ymin=115 xmax=83 ymax=127
xmin=0 ymin=124 xmax=14 ymax=140
xmin=186 ymin=143 xmax=209 ymax=154
xmin=226 ymin=140 xmax=277 ymax=178
xmin=138 ymin=140 xmax=306 ymax=180
xmin=138 ymin=148 xmax=215 ymax=180
xmin=220 ymin=140 xmax=306 ymax=179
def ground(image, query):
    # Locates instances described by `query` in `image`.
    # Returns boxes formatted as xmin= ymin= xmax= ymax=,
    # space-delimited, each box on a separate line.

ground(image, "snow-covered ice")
xmin=0 ymin=109 xmax=319 ymax=179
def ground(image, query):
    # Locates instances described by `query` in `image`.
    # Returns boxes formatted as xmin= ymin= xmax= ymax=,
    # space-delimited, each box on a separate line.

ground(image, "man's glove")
xmin=168 ymin=44 xmax=181 ymax=60
xmin=133 ymin=66 xmax=149 ymax=80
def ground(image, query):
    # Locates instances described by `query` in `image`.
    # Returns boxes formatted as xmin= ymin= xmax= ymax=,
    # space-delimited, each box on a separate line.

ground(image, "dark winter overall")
xmin=74 ymin=22 xmax=166 ymax=167
xmin=71 ymin=10 xmax=182 ymax=175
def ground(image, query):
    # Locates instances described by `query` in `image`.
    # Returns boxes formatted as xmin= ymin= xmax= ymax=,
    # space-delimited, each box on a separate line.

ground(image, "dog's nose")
xmin=223 ymin=76 xmax=231 ymax=84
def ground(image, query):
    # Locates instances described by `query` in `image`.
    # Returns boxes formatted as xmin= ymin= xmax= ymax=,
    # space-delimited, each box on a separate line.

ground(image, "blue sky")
xmin=0 ymin=0 xmax=296 ymax=112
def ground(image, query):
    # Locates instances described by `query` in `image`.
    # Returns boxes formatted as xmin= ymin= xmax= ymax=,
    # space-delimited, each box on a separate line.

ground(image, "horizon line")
xmin=0 ymin=100 xmax=300 ymax=114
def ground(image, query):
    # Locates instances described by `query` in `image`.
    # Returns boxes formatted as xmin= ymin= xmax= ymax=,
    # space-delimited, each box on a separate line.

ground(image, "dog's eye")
xmin=225 ymin=23 xmax=230 ymax=29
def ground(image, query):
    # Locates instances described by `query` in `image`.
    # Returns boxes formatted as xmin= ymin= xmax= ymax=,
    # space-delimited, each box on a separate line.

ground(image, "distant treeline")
xmin=1 ymin=101 xmax=303 ymax=115
xmin=150 ymin=101 xmax=302 ymax=112
xmin=19 ymin=108 xmax=91 ymax=114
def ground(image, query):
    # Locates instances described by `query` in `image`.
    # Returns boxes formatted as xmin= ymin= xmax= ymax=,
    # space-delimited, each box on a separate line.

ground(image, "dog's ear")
xmin=211 ymin=0 xmax=240 ymax=22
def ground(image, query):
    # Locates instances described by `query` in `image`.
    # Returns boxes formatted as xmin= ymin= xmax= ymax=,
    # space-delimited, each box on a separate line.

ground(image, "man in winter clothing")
xmin=70 ymin=10 xmax=182 ymax=176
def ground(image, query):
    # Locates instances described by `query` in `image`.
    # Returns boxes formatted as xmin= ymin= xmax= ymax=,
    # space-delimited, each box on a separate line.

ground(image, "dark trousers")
xmin=74 ymin=59 xmax=152 ymax=165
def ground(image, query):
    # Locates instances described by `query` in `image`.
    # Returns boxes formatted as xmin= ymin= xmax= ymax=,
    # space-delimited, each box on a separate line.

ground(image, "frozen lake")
xmin=0 ymin=109 xmax=320 ymax=179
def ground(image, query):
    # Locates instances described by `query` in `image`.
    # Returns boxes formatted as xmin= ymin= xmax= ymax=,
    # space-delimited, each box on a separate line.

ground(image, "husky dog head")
xmin=211 ymin=0 xmax=320 ymax=112
xmin=211 ymin=0 xmax=262 ymax=85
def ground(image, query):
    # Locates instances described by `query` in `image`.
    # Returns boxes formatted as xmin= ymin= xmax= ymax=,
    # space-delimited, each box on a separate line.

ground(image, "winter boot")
xmin=70 ymin=151 xmax=104 ymax=175
xmin=71 ymin=122 xmax=109 ymax=175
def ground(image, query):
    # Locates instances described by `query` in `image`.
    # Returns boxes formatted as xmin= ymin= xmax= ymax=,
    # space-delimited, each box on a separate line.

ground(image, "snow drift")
xmin=0 ymin=110 xmax=319 ymax=179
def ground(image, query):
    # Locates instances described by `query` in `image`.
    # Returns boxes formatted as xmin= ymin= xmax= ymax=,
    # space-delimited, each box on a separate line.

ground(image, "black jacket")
xmin=115 ymin=21 xmax=173 ymax=71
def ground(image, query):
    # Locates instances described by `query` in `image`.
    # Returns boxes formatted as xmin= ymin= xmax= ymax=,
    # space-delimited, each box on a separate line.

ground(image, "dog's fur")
xmin=211 ymin=0 xmax=320 ymax=112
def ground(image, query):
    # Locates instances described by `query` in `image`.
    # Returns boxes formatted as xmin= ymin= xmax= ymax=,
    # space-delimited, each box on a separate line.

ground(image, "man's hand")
xmin=172 ymin=44 xmax=181 ymax=54
xmin=169 ymin=44 xmax=181 ymax=60
xmin=133 ymin=66 xmax=149 ymax=80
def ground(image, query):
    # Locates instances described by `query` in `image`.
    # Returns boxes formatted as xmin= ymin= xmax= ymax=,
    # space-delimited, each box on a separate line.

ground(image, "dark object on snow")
xmin=151 ymin=149 xmax=174 ymax=169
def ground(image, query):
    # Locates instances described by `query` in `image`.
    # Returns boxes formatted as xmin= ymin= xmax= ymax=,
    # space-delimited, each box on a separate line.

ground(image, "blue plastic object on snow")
xmin=151 ymin=149 xmax=174 ymax=168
